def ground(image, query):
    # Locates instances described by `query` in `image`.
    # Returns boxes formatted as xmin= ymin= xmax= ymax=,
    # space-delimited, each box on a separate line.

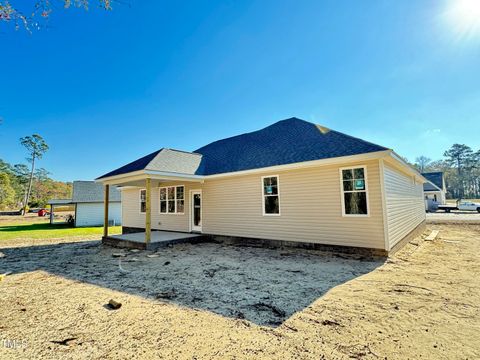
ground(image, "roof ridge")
xmin=195 ymin=117 xmax=306 ymax=152
xmin=329 ymin=129 xmax=390 ymax=151
xmin=163 ymin=148 xmax=202 ymax=156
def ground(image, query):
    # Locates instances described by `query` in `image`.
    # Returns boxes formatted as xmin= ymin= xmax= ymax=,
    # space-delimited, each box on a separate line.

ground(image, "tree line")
xmin=0 ymin=159 xmax=72 ymax=210
xmin=414 ymin=144 xmax=480 ymax=200
xmin=0 ymin=134 xmax=72 ymax=211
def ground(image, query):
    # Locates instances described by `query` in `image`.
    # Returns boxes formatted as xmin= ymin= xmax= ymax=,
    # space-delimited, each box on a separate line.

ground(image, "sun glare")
xmin=444 ymin=0 xmax=480 ymax=41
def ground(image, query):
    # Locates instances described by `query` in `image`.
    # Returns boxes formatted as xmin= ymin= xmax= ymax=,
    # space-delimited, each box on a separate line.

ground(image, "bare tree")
xmin=415 ymin=156 xmax=431 ymax=173
xmin=0 ymin=1 xmax=113 ymax=31
xmin=19 ymin=134 xmax=49 ymax=214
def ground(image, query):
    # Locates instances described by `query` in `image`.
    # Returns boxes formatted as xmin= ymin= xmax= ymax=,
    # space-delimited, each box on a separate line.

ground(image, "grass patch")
xmin=0 ymin=222 xmax=121 ymax=241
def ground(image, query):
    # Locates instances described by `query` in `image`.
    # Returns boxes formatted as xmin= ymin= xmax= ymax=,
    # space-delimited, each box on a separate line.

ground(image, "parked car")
xmin=437 ymin=201 xmax=480 ymax=213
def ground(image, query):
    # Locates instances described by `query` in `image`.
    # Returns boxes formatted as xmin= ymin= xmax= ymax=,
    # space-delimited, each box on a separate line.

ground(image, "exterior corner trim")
xmin=379 ymin=158 xmax=391 ymax=251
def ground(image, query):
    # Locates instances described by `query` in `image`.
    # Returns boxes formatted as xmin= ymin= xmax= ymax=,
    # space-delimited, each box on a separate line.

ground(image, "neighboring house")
xmin=96 ymin=118 xmax=427 ymax=255
xmin=422 ymin=172 xmax=447 ymax=205
xmin=49 ymin=181 xmax=121 ymax=227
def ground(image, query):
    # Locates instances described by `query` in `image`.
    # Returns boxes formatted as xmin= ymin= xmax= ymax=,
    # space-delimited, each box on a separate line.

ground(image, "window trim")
xmin=339 ymin=165 xmax=370 ymax=218
xmin=261 ymin=175 xmax=281 ymax=216
xmin=159 ymin=185 xmax=185 ymax=215
xmin=139 ymin=188 xmax=146 ymax=214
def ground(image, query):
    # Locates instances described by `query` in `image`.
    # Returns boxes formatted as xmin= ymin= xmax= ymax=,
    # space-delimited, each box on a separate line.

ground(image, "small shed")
xmin=49 ymin=181 xmax=121 ymax=227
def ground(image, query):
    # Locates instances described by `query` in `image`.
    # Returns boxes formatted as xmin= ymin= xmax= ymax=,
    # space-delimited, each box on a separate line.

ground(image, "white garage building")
xmin=49 ymin=181 xmax=121 ymax=227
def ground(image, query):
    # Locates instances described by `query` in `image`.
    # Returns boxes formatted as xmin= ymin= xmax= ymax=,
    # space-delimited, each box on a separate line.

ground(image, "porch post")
xmin=103 ymin=184 xmax=109 ymax=238
xmin=49 ymin=205 xmax=54 ymax=225
xmin=145 ymin=178 xmax=151 ymax=243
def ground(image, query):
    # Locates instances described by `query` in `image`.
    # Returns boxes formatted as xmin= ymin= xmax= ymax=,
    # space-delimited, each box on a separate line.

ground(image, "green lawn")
xmin=0 ymin=222 xmax=121 ymax=241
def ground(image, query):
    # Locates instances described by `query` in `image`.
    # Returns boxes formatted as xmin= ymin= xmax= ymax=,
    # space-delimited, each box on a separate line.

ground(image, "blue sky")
xmin=1 ymin=0 xmax=479 ymax=181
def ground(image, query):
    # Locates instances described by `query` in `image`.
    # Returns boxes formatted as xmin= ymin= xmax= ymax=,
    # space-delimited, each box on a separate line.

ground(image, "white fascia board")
xmin=144 ymin=170 xmax=204 ymax=181
xmin=388 ymin=151 xmax=428 ymax=183
xmin=116 ymin=186 xmax=138 ymax=191
xmin=95 ymin=170 xmax=145 ymax=184
xmin=97 ymin=170 xmax=204 ymax=185
xmin=205 ymin=150 xmax=391 ymax=179
xmin=424 ymin=181 xmax=442 ymax=192
xmin=96 ymin=150 xmax=392 ymax=184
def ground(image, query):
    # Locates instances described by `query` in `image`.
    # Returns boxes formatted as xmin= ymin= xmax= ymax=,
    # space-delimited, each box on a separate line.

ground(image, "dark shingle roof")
xmin=97 ymin=118 xmax=389 ymax=179
xmin=422 ymin=172 xmax=444 ymax=191
xmin=97 ymin=149 xmax=163 ymax=180
xmin=96 ymin=148 xmax=202 ymax=180
xmin=194 ymin=118 xmax=388 ymax=175
xmin=423 ymin=181 xmax=440 ymax=192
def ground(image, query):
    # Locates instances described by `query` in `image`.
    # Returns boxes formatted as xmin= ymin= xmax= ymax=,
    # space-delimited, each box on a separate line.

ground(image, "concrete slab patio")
xmin=103 ymin=231 xmax=206 ymax=250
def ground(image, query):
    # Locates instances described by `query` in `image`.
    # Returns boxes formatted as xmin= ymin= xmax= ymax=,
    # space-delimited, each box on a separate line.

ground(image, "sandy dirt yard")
xmin=1 ymin=224 xmax=479 ymax=359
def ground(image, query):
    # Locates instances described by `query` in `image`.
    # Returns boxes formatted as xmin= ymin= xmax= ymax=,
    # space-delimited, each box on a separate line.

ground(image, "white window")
xmin=340 ymin=166 xmax=368 ymax=216
xmin=140 ymin=189 xmax=146 ymax=213
xmin=159 ymin=185 xmax=184 ymax=214
xmin=262 ymin=175 xmax=280 ymax=215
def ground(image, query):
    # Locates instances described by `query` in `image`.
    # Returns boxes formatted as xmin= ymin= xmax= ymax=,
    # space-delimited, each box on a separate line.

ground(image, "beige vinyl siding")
xmin=383 ymin=162 xmax=426 ymax=249
xmin=121 ymin=182 xmax=197 ymax=232
xmin=120 ymin=160 xmax=386 ymax=249
xmin=202 ymin=160 xmax=385 ymax=249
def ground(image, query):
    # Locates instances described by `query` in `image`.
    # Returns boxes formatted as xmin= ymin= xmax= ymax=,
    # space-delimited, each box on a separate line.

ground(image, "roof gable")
xmin=97 ymin=148 xmax=202 ymax=180
xmin=421 ymin=172 xmax=444 ymax=190
xmin=97 ymin=149 xmax=163 ymax=180
xmin=146 ymin=149 xmax=202 ymax=175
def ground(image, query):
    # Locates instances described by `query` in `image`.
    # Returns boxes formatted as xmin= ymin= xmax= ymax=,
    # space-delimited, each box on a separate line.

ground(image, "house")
xmin=49 ymin=181 xmax=121 ymax=227
xmin=422 ymin=172 xmax=447 ymax=205
xmin=96 ymin=118 xmax=427 ymax=255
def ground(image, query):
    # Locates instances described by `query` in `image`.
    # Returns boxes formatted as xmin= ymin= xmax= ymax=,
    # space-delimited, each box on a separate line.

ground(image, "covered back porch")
xmin=98 ymin=169 xmax=205 ymax=248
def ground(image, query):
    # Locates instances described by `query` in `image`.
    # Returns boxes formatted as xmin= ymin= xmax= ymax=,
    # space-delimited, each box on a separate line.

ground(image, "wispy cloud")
xmin=424 ymin=128 xmax=441 ymax=135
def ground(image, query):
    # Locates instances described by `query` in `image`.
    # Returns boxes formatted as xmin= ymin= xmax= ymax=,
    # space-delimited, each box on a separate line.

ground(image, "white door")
xmin=191 ymin=190 xmax=202 ymax=232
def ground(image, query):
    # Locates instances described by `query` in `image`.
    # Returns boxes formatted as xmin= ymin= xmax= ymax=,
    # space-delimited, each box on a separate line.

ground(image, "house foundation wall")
xmin=207 ymin=234 xmax=388 ymax=257
xmin=117 ymin=224 xmax=426 ymax=256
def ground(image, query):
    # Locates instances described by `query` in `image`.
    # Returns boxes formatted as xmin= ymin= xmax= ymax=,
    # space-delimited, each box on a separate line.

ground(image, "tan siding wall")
xmin=121 ymin=182 xmax=199 ymax=232
xmin=201 ymin=160 xmax=385 ymax=249
xmin=383 ymin=162 xmax=426 ymax=249
xmin=120 ymin=160 xmax=386 ymax=249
